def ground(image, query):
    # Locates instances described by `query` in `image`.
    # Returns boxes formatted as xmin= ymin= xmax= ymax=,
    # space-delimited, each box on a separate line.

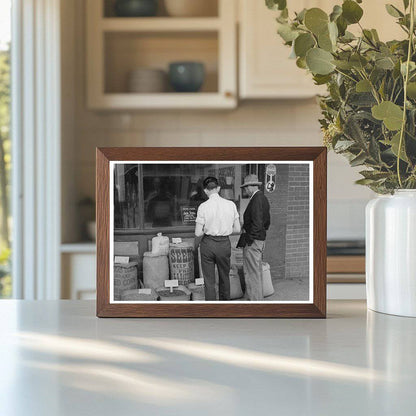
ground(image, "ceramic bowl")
xmin=164 ymin=0 xmax=217 ymax=17
xmin=168 ymin=62 xmax=205 ymax=93
xmin=114 ymin=0 xmax=158 ymax=17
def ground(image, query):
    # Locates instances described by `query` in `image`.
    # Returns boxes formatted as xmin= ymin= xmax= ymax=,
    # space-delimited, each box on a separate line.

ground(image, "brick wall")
xmin=285 ymin=164 xmax=310 ymax=279
xmin=263 ymin=164 xmax=309 ymax=281
xmin=263 ymin=165 xmax=288 ymax=280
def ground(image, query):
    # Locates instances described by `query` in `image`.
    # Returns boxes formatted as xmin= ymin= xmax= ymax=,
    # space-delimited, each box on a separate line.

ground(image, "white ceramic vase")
xmin=366 ymin=190 xmax=416 ymax=317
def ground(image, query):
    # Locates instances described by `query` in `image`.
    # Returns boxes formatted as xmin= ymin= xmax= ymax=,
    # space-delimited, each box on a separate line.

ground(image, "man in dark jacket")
xmin=240 ymin=174 xmax=270 ymax=300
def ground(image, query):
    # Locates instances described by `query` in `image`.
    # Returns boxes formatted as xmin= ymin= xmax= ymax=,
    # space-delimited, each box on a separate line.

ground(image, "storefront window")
xmin=114 ymin=163 xmax=251 ymax=231
xmin=114 ymin=164 xmax=140 ymax=229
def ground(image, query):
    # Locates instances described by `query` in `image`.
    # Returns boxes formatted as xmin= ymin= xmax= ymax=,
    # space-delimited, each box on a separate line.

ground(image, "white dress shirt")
xmin=196 ymin=193 xmax=239 ymax=236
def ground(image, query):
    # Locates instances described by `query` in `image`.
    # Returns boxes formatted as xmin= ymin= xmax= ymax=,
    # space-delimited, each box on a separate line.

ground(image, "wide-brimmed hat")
xmin=240 ymin=174 xmax=262 ymax=188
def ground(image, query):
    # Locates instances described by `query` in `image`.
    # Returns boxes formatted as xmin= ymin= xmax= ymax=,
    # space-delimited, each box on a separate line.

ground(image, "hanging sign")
xmin=265 ymin=164 xmax=277 ymax=193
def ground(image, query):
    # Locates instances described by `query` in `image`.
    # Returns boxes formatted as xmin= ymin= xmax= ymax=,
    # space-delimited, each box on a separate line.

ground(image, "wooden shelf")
xmin=101 ymin=17 xmax=221 ymax=32
xmin=61 ymin=242 xmax=96 ymax=253
xmin=327 ymin=256 xmax=365 ymax=274
xmin=86 ymin=0 xmax=237 ymax=110
xmin=89 ymin=92 xmax=235 ymax=110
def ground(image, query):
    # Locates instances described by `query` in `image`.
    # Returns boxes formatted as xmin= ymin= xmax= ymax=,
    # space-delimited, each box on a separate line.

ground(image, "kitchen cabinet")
xmin=239 ymin=0 xmax=326 ymax=99
xmin=238 ymin=0 xmax=405 ymax=99
xmin=61 ymin=244 xmax=96 ymax=300
xmin=86 ymin=0 xmax=237 ymax=109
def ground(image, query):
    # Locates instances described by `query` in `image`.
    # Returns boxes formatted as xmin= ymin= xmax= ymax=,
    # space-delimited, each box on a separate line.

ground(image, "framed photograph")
xmin=96 ymin=147 xmax=327 ymax=318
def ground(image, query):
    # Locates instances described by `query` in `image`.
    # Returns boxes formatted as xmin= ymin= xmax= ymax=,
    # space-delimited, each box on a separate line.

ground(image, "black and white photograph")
xmin=110 ymin=161 xmax=313 ymax=303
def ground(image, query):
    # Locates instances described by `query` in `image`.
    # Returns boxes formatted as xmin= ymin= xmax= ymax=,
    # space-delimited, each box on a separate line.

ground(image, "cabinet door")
xmin=239 ymin=0 xmax=405 ymax=99
xmin=239 ymin=0 xmax=321 ymax=99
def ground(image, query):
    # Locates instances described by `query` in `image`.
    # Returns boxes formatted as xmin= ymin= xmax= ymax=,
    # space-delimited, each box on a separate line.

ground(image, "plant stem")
xmin=334 ymin=68 xmax=357 ymax=83
xmin=397 ymin=0 xmax=415 ymax=188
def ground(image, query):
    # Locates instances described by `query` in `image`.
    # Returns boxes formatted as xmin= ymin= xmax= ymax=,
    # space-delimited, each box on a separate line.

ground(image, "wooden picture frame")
xmin=96 ymin=147 xmax=327 ymax=318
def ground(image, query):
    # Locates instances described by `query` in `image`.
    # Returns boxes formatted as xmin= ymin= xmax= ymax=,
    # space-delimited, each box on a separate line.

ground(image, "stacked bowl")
xmin=127 ymin=68 xmax=167 ymax=93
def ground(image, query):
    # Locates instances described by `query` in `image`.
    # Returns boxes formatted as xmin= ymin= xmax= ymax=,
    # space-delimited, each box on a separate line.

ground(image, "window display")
xmin=114 ymin=163 xmax=245 ymax=230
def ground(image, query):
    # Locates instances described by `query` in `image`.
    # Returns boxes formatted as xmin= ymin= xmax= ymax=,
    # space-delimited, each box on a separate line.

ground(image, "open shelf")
xmin=101 ymin=17 xmax=221 ymax=32
xmin=104 ymin=31 xmax=219 ymax=94
xmin=103 ymin=0 xmax=219 ymax=18
xmin=86 ymin=0 xmax=236 ymax=109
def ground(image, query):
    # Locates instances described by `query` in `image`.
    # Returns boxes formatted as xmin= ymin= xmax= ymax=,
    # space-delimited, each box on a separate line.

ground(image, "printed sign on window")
xmin=180 ymin=206 xmax=197 ymax=225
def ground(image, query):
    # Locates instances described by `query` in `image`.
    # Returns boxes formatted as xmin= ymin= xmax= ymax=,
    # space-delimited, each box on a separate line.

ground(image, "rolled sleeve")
xmin=195 ymin=205 xmax=205 ymax=225
xmin=233 ymin=203 xmax=239 ymax=221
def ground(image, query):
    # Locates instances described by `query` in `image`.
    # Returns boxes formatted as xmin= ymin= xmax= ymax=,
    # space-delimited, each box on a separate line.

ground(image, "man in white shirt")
xmin=195 ymin=177 xmax=241 ymax=300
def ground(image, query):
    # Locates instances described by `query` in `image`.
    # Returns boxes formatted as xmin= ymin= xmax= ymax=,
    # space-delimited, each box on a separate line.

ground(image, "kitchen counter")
xmin=0 ymin=300 xmax=415 ymax=415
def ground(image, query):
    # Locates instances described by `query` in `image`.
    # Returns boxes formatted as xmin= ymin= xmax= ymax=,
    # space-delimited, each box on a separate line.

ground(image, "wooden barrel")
xmin=121 ymin=289 xmax=158 ymax=301
xmin=143 ymin=252 xmax=169 ymax=290
xmin=188 ymin=283 xmax=205 ymax=301
xmin=169 ymin=243 xmax=194 ymax=285
xmin=113 ymin=262 xmax=138 ymax=300
xmin=156 ymin=285 xmax=191 ymax=301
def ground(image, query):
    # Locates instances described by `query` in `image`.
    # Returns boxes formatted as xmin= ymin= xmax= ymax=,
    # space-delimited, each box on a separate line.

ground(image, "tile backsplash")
xmin=71 ymin=100 xmax=373 ymax=242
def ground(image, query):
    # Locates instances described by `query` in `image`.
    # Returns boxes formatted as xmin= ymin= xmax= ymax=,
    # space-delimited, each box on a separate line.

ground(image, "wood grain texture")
xmin=327 ymin=256 xmax=365 ymax=274
xmin=96 ymin=147 xmax=327 ymax=318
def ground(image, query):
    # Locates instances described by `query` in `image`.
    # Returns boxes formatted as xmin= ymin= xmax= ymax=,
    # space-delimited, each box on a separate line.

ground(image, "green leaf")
xmin=318 ymin=31 xmax=334 ymax=52
xmin=355 ymin=178 xmax=377 ymax=185
xmin=342 ymin=0 xmax=363 ymax=24
xmin=277 ymin=23 xmax=299 ymax=42
xmin=375 ymin=56 xmax=395 ymax=70
xmin=363 ymin=29 xmax=375 ymax=44
xmin=328 ymin=21 xmax=338 ymax=45
xmin=334 ymin=139 xmax=355 ymax=152
xmin=306 ymin=48 xmax=335 ymax=75
xmin=294 ymin=33 xmax=315 ymax=57
xmin=403 ymin=0 xmax=410 ymax=9
xmin=385 ymin=4 xmax=404 ymax=18
xmin=350 ymin=152 xmax=368 ymax=167
xmin=350 ymin=53 xmax=368 ymax=69
xmin=401 ymin=61 xmax=416 ymax=76
xmin=339 ymin=31 xmax=356 ymax=42
xmin=296 ymin=57 xmax=307 ymax=69
xmin=359 ymin=170 xmax=391 ymax=180
xmin=371 ymin=29 xmax=380 ymax=42
xmin=330 ymin=5 xmax=343 ymax=22
xmin=336 ymin=15 xmax=348 ymax=36
xmin=407 ymin=82 xmax=416 ymax=99
xmin=304 ymin=8 xmax=329 ymax=35
xmin=333 ymin=59 xmax=353 ymax=70
xmin=295 ymin=8 xmax=307 ymax=22
xmin=266 ymin=0 xmax=287 ymax=11
xmin=313 ymin=74 xmax=332 ymax=85
xmin=372 ymin=101 xmax=404 ymax=130
xmin=369 ymin=136 xmax=381 ymax=162
xmin=356 ymin=79 xmax=372 ymax=93
xmin=381 ymin=132 xmax=409 ymax=162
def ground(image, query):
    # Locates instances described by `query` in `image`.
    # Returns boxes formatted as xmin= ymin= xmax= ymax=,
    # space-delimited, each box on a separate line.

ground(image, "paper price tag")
xmin=165 ymin=279 xmax=179 ymax=293
xmin=139 ymin=289 xmax=152 ymax=295
xmin=114 ymin=256 xmax=129 ymax=264
xmin=172 ymin=238 xmax=182 ymax=244
xmin=195 ymin=278 xmax=204 ymax=286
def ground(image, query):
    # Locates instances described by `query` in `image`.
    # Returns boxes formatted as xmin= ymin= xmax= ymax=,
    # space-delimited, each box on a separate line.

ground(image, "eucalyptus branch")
xmin=334 ymin=68 xmax=358 ymax=83
xmin=397 ymin=0 xmax=415 ymax=188
xmin=358 ymin=69 xmax=381 ymax=104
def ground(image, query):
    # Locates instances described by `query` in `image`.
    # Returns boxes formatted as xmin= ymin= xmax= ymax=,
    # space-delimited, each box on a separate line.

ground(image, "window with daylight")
xmin=0 ymin=0 xmax=11 ymax=298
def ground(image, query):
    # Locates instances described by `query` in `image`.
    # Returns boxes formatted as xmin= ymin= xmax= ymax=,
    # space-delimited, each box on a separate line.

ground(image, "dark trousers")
xmin=200 ymin=235 xmax=231 ymax=301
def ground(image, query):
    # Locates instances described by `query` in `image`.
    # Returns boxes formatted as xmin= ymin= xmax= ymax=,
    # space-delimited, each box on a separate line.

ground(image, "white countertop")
xmin=0 ymin=300 xmax=415 ymax=415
